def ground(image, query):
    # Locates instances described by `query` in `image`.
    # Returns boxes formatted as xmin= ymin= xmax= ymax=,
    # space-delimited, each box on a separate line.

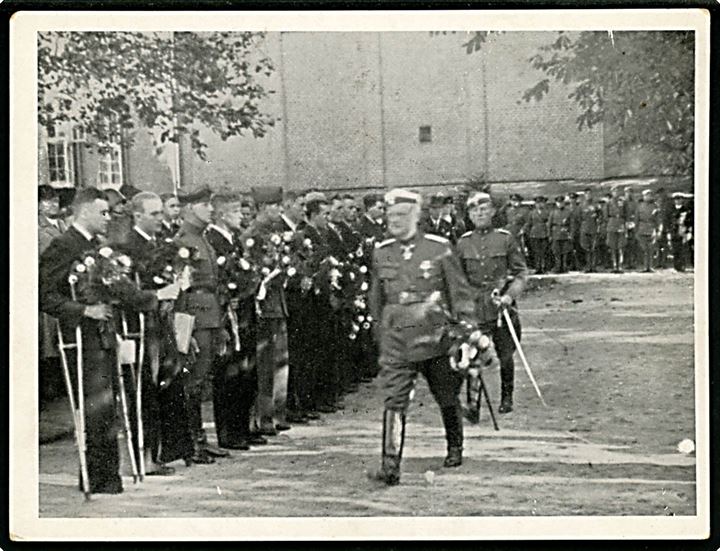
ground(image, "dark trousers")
xmin=671 ymin=237 xmax=687 ymax=271
xmin=213 ymin=348 xmax=257 ymax=445
xmin=256 ymin=317 xmax=289 ymax=429
xmin=184 ymin=328 xmax=221 ymax=444
xmin=480 ymin=308 xmax=522 ymax=400
xmin=529 ymin=238 xmax=549 ymax=272
xmin=312 ymin=299 xmax=341 ymax=408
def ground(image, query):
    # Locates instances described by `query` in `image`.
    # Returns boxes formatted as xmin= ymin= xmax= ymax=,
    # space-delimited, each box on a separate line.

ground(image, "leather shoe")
xmin=220 ymin=439 xmax=251 ymax=451
xmin=248 ymin=434 xmax=268 ymax=445
xmin=204 ymin=444 xmax=230 ymax=458
xmin=189 ymin=450 xmax=215 ymax=464
xmin=275 ymin=422 xmax=292 ymax=432
xmin=146 ymin=465 xmax=176 ymax=476
xmin=443 ymin=447 xmax=463 ymax=468
xmin=498 ymin=399 xmax=513 ymax=414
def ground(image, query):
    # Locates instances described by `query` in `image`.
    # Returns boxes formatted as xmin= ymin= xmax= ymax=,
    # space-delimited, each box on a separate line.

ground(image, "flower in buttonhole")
xmin=359 ymin=265 xmax=368 ymax=274
xmin=153 ymin=276 xmax=165 ymax=285
xmin=270 ymin=234 xmax=282 ymax=246
xmin=178 ymin=247 xmax=191 ymax=260
xmin=217 ymin=256 xmax=227 ymax=267
xmin=75 ymin=263 xmax=86 ymax=273
xmin=239 ymin=258 xmax=251 ymax=271
xmin=283 ymin=231 xmax=294 ymax=243
xmin=282 ymin=255 xmax=291 ymax=265
xmin=83 ymin=256 xmax=95 ymax=267
xmin=117 ymin=255 xmax=132 ymax=268
xmin=360 ymin=281 xmax=369 ymax=292
xmin=228 ymin=282 xmax=238 ymax=291
xmin=68 ymin=274 xmax=79 ymax=285
xmin=245 ymin=238 xmax=255 ymax=249
xmin=287 ymin=266 xmax=297 ymax=277
xmin=98 ymin=247 xmax=113 ymax=258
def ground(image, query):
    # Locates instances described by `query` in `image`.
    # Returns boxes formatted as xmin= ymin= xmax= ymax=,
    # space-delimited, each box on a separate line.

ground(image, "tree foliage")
xmin=38 ymin=31 xmax=276 ymax=159
xmin=463 ymin=31 xmax=694 ymax=175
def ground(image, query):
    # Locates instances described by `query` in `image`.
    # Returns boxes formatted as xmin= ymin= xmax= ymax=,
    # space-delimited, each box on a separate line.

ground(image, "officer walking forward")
xmin=368 ymin=189 xmax=478 ymax=486
xmin=456 ymin=192 xmax=527 ymax=414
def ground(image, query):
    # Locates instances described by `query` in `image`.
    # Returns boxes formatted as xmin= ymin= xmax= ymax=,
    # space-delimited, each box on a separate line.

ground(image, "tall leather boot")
xmin=463 ymin=370 xmax=481 ymax=424
xmin=186 ymin=394 xmax=214 ymax=465
xmin=441 ymin=405 xmax=463 ymax=467
xmin=499 ymin=356 xmax=515 ymax=413
xmin=368 ymin=409 xmax=405 ymax=486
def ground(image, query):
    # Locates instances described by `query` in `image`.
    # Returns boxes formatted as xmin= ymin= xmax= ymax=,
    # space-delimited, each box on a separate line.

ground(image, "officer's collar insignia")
xmin=419 ymin=260 xmax=433 ymax=278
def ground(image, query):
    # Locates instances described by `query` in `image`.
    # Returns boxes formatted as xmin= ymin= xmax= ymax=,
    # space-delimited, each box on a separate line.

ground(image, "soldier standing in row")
xmin=524 ymin=196 xmax=550 ymax=274
xmin=368 ymin=189 xmax=478 ymax=486
xmin=635 ymin=190 xmax=660 ymax=273
xmin=578 ymin=190 xmax=600 ymax=273
xmin=548 ymin=196 xmax=573 ymax=273
xmin=605 ymin=187 xmax=627 ymax=273
xmin=422 ymin=194 xmax=456 ymax=242
xmin=456 ymin=191 xmax=527 ymax=414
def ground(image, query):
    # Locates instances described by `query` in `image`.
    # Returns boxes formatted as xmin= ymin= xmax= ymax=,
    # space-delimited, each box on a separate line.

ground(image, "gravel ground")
xmin=38 ymin=270 xmax=696 ymax=518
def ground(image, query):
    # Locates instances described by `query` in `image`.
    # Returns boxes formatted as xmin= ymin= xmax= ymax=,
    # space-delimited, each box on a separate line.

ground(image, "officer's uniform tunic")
xmin=369 ymin=233 xmax=476 ymax=411
xmin=456 ymin=227 xmax=527 ymax=405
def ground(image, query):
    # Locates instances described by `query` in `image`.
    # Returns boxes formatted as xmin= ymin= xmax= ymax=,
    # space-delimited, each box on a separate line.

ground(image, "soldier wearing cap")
xmin=504 ymin=193 xmax=528 ymax=257
xmin=159 ymin=193 xmax=182 ymax=241
xmin=578 ymin=189 xmax=600 ymax=272
xmin=605 ymin=186 xmax=628 ymax=273
xmin=669 ymin=192 xmax=691 ymax=272
xmin=421 ymin=194 xmax=456 ymax=243
xmin=524 ymin=196 xmax=550 ymax=274
xmin=243 ymin=186 xmax=292 ymax=435
xmin=457 ymin=192 xmax=527 ymax=413
xmin=174 ymin=186 xmax=230 ymax=464
xmin=368 ymin=188 xmax=477 ymax=485
xmin=636 ymin=190 xmax=660 ymax=272
xmin=548 ymin=195 xmax=574 ymax=273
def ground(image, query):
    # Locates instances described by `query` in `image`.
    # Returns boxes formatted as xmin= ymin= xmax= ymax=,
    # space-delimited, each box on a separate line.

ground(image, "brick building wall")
xmin=38 ymin=31 xmax=606 ymax=195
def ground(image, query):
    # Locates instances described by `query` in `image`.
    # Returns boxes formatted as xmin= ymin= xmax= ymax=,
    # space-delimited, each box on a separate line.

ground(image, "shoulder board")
xmin=424 ymin=233 xmax=449 ymax=244
xmin=496 ymin=229 xmax=511 ymax=235
xmin=459 ymin=231 xmax=473 ymax=239
xmin=376 ymin=238 xmax=396 ymax=249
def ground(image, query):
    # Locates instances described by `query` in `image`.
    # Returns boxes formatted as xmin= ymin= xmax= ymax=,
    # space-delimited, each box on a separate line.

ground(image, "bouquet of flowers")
xmin=241 ymin=231 xmax=314 ymax=290
xmin=67 ymin=246 xmax=136 ymax=304
xmin=445 ymin=320 xmax=495 ymax=373
xmin=141 ymin=239 xmax=201 ymax=289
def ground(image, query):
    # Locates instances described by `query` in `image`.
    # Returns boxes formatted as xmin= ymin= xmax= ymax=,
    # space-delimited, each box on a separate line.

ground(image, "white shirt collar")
xmin=280 ymin=214 xmax=296 ymax=232
xmin=72 ymin=222 xmax=94 ymax=242
xmin=207 ymin=223 xmax=233 ymax=244
xmin=133 ymin=225 xmax=155 ymax=242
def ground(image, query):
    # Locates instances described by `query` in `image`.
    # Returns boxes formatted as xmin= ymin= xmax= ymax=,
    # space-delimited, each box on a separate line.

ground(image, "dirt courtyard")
xmin=38 ymin=270 xmax=697 ymax=519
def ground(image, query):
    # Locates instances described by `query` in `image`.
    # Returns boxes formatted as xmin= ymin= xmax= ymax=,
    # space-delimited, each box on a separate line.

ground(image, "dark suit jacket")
xmin=40 ymin=226 xmax=157 ymax=350
xmin=357 ymin=215 xmax=385 ymax=242
xmin=337 ymin=220 xmax=361 ymax=255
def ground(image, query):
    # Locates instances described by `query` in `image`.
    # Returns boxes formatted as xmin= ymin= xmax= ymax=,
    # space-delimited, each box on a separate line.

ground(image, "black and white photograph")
xmin=9 ymin=9 xmax=709 ymax=541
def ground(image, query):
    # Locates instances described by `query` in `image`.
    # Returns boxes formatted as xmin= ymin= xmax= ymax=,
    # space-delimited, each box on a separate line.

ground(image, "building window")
xmin=46 ymin=122 xmax=87 ymax=187
xmin=419 ymin=125 xmax=432 ymax=143
xmin=97 ymin=141 xmax=123 ymax=189
xmin=47 ymin=140 xmax=72 ymax=184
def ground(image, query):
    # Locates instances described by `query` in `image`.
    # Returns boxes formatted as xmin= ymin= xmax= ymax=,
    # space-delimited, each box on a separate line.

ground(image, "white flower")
xmin=283 ymin=231 xmax=294 ymax=242
xmin=118 ymin=255 xmax=132 ymax=267
xmin=359 ymin=265 xmax=368 ymax=274
xmin=83 ymin=256 xmax=95 ymax=267
xmin=217 ymin=256 xmax=227 ymax=266
xmin=303 ymin=238 xmax=312 ymax=248
xmin=328 ymin=256 xmax=340 ymax=266
xmin=239 ymin=258 xmax=251 ymax=270
xmin=329 ymin=268 xmax=341 ymax=280
xmin=366 ymin=315 xmax=373 ymax=322
xmin=270 ymin=234 xmax=282 ymax=245
xmin=261 ymin=267 xmax=270 ymax=276
xmin=348 ymin=333 xmax=357 ymax=341
xmin=75 ymin=264 xmax=86 ymax=273
xmin=677 ymin=439 xmax=695 ymax=454
xmin=245 ymin=238 xmax=255 ymax=248
xmin=357 ymin=315 xmax=365 ymax=323
xmin=153 ymin=276 xmax=166 ymax=285
xmin=354 ymin=299 xmax=366 ymax=310
xmin=68 ymin=274 xmax=79 ymax=284
xmin=355 ymin=247 xmax=363 ymax=257
xmin=360 ymin=282 xmax=369 ymax=292
xmin=348 ymin=272 xmax=356 ymax=281
xmin=98 ymin=247 xmax=113 ymax=258
xmin=362 ymin=322 xmax=371 ymax=330
xmin=178 ymin=247 xmax=191 ymax=259
xmin=282 ymin=255 xmax=291 ymax=265
xmin=228 ymin=282 xmax=238 ymax=290
xmin=478 ymin=335 xmax=491 ymax=350
xmin=287 ymin=267 xmax=297 ymax=277
xmin=348 ymin=253 xmax=355 ymax=259
xmin=352 ymin=323 xmax=360 ymax=332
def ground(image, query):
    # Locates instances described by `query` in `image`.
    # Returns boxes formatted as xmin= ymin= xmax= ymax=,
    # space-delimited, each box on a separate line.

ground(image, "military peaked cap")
xmin=251 ymin=186 xmax=284 ymax=205
xmin=178 ymin=185 xmax=213 ymax=205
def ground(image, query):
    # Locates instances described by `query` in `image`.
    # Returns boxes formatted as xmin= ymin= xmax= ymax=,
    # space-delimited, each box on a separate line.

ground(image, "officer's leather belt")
xmin=385 ymin=291 xmax=433 ymax=305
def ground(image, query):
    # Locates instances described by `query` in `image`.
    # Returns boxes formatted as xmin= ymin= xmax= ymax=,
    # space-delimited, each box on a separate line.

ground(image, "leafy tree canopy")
xmin=460 ymin=31 xmax=694 ymax=175
xmin=38 ymin=31 xmax=276 ymax=159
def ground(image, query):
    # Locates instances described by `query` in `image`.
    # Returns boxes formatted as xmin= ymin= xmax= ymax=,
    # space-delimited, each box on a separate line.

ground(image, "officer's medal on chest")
xmin=400 ymin=243 xmax=415 ymax=261
xmin=419 ymin=260 xmax=433 ymax=279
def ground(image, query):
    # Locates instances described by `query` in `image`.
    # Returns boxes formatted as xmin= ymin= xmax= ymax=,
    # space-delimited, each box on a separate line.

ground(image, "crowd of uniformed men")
xmin=38 ymin=181 xmax=694 ymax=493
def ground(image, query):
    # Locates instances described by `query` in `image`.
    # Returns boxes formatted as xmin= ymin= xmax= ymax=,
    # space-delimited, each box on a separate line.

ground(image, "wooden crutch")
xmin=115 ymin=330 xmax=139 ymax=484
